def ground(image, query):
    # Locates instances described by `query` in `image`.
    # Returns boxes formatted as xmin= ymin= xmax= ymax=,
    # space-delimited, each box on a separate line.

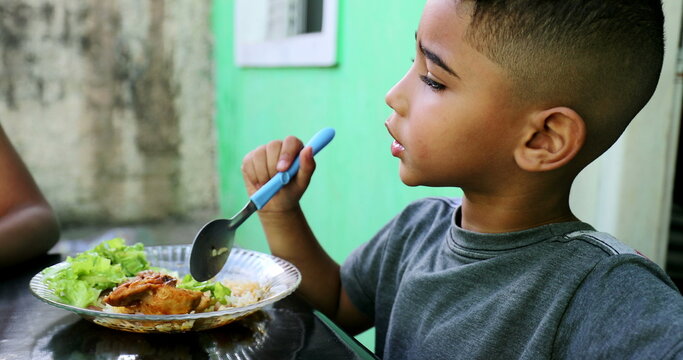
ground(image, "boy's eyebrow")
xmin=419 ymin=41 xmax=458 ymax=78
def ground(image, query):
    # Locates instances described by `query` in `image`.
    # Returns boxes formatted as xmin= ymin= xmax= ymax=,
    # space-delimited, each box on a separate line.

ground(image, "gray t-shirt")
xmin=341 ymin=197 xmax=683 ymax=359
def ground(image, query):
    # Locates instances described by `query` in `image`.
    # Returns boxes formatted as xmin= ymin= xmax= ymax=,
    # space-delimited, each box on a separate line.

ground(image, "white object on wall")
xmin=235 ymin=0 xmax=338 ymax=67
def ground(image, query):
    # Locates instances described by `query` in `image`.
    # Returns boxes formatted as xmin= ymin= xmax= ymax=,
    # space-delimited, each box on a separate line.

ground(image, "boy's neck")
xmin=459 ymin=191 xmax=578 ymax=234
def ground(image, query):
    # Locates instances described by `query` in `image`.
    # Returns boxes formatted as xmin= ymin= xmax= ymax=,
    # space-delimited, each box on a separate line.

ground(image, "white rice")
xmin=217 ymin=280 xmax=267 ymax=310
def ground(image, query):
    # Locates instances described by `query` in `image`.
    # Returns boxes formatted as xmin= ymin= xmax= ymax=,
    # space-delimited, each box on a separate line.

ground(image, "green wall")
xmin=213 ymin=0 xmax=462 ymax=350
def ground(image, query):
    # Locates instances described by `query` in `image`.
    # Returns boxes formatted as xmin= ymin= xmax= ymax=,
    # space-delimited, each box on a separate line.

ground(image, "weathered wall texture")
xmin=0 ymin=0 xmax=217 ymax=225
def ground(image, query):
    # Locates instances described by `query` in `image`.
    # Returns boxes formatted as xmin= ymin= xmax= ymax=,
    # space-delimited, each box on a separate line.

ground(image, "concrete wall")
xmin=0 ymin=0 xmax=217 ymax=225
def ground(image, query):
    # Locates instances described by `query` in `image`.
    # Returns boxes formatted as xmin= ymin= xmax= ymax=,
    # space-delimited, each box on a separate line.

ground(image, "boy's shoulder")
xmin=555 ymin=237 xmax=683 ymax=358
xmin=561 ymin=229 xmax=643 ymax=257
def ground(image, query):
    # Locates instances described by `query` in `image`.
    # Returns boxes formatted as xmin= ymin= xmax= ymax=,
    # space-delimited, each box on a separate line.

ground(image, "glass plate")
xmin=30 ymin=246 xmax=301 ymax=333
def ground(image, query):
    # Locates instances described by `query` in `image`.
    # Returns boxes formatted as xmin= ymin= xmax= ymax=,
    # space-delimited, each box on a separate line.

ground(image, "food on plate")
xmin=42 ymin=238 xmax=264 ymax=315
xmin=103 ymin=270 xmax=211 ymax=315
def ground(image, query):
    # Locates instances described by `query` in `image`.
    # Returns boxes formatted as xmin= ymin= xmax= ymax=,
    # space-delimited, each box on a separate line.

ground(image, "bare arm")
xmin=0 ymin=124 xmax=60 ymax=267
xmin=241 ymin=137 xmax=373 ymax=333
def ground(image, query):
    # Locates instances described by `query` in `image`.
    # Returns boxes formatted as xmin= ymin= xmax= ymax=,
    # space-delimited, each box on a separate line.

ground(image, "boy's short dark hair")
xmin=461 ymin=0 xmax=665 ymax=163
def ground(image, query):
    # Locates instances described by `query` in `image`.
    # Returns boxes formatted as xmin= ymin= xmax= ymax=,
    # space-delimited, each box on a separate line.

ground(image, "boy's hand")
xmin=241 ymin=134 xmax=371 ymax=334
xmin=241 ymin=136 xmax=316 ymax=213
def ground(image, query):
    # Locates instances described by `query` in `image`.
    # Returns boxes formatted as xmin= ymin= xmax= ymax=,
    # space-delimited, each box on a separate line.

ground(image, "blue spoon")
xmin=189 ymin=127 xmax=335 ymax=281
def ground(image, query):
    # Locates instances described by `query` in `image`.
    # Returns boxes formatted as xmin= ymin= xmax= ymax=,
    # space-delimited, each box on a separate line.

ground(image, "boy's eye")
xmin=419 ymin=74 xmax=446 ymax=91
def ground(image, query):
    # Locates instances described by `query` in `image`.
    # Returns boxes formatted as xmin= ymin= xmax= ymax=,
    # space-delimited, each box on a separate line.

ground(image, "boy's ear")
xmin=513 ymin=107 xmax=586 ymax=172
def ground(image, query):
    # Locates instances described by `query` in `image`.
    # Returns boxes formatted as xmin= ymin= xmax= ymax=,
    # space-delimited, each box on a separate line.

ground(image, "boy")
xmin=241 ymin=0 xmax=683 ymax=358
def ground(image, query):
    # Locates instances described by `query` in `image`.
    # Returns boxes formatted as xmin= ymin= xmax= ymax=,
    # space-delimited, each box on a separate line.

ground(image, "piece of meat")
xmin=104 ymin=270 xmax=177 ymax=306
xmin=104 ymin=271 xmax=210 ymax=315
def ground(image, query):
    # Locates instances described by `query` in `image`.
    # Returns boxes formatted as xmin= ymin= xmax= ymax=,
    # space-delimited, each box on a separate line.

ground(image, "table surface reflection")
xmin=0 ymin=251 xmax=377 ymax=359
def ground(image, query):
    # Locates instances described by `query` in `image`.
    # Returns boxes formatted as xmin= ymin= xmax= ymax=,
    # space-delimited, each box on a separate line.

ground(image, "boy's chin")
xmin=399 ymin=167 xmax=456 ymax=188
xmin=398 ymin=169 xmax=423 ymax=187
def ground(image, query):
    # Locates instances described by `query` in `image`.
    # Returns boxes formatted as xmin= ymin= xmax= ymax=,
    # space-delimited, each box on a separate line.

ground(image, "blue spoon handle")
xmin=250 ymin=127 xmax=335 ymax=209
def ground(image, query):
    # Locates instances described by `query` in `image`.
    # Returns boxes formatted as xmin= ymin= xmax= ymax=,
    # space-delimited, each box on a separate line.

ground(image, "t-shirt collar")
xmin=448 ymin=203 xmax=595 ymax=253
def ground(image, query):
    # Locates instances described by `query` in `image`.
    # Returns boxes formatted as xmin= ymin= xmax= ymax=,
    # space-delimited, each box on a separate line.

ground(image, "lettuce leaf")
xmin=42 ymin=238 xmax=149 ymax=307
xmin=92 ymin=237 xmax=149 ymax=276
xmin=177 ymin=274 xmax=231 ymax=304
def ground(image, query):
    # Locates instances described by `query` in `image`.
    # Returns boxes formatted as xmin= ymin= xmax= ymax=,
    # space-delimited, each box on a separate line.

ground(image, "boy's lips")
xmin=391 ymin=140 xmax=405 ymax=157
xmin=385 ymin=120 xmax=405 ymax=157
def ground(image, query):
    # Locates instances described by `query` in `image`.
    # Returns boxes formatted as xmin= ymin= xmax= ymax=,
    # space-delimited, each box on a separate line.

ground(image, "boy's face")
xmin=385 ymin=0 xmax=527 ymax=191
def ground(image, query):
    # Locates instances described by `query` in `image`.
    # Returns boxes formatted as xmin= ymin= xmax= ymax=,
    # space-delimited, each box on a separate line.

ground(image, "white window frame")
xmin=234 ymin=0 xmax=338 ymax=67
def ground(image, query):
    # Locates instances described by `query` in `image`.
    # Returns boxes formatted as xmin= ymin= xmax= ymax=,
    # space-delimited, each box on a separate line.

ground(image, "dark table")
xmin=0 ymin=250 xmax=377 ymax=359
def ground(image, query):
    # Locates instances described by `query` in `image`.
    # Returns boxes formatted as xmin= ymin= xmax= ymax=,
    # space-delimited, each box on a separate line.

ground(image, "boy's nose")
xmin=385 ymin=74 xmax=410 ymax=116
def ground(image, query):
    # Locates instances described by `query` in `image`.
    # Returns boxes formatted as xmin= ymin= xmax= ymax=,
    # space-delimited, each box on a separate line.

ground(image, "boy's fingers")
xmin=295 ymin=146 xmax=316 ymax=189
xmin=265 ymin=140 xmax=283 ymax=178
xmin=252 ymin=145 xmax=272 ymax=186
xmin=277 ymin=136 xmax=304 ymax=172
xmin=242 ymin=135 xmax=315 ymax=196
xmin=241 ymin=152 xmax=259 ymax=188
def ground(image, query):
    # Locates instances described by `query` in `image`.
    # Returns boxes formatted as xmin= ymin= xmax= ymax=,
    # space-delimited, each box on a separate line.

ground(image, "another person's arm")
xmin=241 ymin=136 xmax=373 ymax=334
xmin=0 ymin=124 xmax=60 ymax=267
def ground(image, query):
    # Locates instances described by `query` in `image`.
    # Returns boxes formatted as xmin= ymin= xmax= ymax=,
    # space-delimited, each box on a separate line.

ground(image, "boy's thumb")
xmin=296 ymin=147 xmax=316 ymax=187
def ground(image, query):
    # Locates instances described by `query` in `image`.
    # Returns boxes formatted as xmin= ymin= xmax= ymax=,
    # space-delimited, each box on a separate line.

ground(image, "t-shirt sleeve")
xmin=554 ymin=254 xmax=683 ymax=359
xmin=340 ymin=216 xmax=396 ymax=319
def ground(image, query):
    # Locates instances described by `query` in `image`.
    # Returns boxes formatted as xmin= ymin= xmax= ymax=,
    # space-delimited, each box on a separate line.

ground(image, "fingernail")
xmin=277 ymin=159 xmax=288 ymax=170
